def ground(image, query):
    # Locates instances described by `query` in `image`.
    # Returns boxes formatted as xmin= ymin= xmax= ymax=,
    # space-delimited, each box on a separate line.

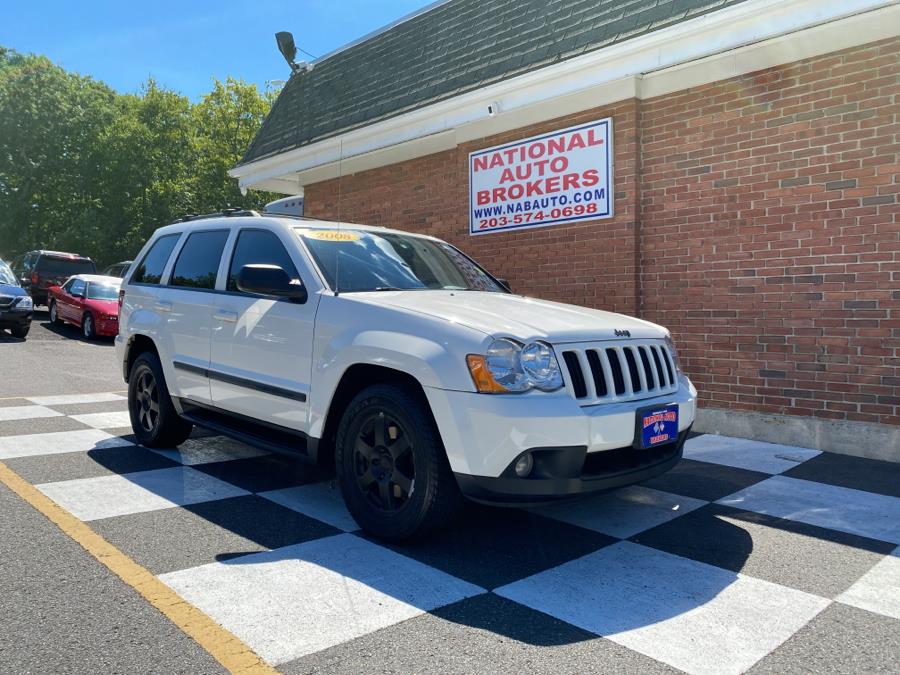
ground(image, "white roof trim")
xmin=232 ymin=0 xmax=898 ymax=192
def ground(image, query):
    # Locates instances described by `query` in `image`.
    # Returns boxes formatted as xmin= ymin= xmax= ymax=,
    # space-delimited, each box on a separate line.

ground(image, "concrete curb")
xmin=695 ymin=407 xmax=900 ymax=464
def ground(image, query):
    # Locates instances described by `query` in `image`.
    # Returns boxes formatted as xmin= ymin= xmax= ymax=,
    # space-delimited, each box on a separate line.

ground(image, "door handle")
xmin=155 ymin=300 xmax=173 ymax=312
xmin=214 ymin=309 xmax=238 ymax=322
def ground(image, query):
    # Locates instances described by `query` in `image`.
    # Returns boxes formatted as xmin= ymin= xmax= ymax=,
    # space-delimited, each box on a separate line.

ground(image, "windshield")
xmin=0 ymin=263 xmax=16 ymax=286
xmin=38 ymin=257 xmax=95 ymax=276
xmin=86 ymin=283 xmax=119 ymax=300
xmin=295 ymin=228 xmax=505 ymax=293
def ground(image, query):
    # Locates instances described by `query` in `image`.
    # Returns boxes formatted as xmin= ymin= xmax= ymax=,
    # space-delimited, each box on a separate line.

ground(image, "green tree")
xmin=192 ymin=77 xmax=277 ymax=214
xmin=0 ymin=48 xmax=278 ymax=267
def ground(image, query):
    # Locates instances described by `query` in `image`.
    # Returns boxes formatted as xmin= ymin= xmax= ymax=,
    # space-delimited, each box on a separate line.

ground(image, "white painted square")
xmin=36 ymin=466 xmax=248 ymax=521
xmin=160 ymin=534 xmax=483 ymax=664
xmin=718 ymin=476 xmax=900 ymax=544
xmin=684 ymin=435 xmax=820 ymax=474
xmin=837 ymin=546 xmax=900 ymax=620
xmin=0 ymin=405 xmax=63 ymax=422
xmin=27 ymin=393 xmax=125 ymax=406
xmin=0 ymin=429 xmax=132 ymax=460
xmin=496 ymin=541 xmax=829 ymax=675
xmin=150 ymin=436 xmax=267 ymax=465
xmin=531 ymin=485 xmax=706 ymax=539
xmin=69 ymin=411 xmax=132 ymax=429
xmin=260 ymin=482 xmax=359 ymax=532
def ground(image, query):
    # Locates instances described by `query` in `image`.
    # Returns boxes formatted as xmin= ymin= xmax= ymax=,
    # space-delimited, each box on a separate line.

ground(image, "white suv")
xmin=116 ymin=211 xmax=697 ymax=540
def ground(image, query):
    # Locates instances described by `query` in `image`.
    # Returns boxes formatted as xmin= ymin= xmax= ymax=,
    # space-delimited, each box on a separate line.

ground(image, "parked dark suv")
xmin=0 ymin=258 xmax=33 ymax=338
xmin=12 ymin=250 xmax=96 ymax=306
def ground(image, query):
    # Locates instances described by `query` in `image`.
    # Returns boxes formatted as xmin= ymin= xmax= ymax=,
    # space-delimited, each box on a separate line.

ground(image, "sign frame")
xmin=468 ymin=118 xmax=614 ymax=236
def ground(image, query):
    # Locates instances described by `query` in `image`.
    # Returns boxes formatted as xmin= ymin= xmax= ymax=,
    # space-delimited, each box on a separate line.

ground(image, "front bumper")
xmin=424 ymin=374 xmax=697 ymax=499
xmin=455 ymin=427 xmax=690 ymax=504
xmin=0 ymin=308 xmax=33 ymax=328
xmin=95 ymin=317 xmax=119 ymax=336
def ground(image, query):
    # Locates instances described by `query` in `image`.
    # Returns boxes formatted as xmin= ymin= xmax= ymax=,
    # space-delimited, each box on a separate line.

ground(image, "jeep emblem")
xmin=614 ymin=329 xmax=631 ymax=338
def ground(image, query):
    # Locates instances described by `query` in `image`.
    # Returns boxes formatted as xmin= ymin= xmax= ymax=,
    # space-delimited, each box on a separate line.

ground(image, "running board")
xmin=177 ymin=399 xmax=316 ymax=462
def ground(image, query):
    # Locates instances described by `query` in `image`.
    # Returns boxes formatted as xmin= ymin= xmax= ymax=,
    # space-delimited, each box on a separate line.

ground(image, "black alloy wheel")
xmin=134 ymin=367 xmax=160 ymax=434
xmin=352 ymin=410 xmax=416 ymax=512
xmin=127 ymin=351 xmax=193 ymax=448
xmin=336 ymin=384 xmax=462 ymax=541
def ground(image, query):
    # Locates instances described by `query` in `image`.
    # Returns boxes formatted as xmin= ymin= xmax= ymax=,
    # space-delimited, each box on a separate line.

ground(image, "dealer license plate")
xmin=636 ymin=404 xmax=679 ymax=449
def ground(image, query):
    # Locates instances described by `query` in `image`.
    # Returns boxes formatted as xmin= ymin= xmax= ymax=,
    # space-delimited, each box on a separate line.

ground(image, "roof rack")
xmin=178 ymin=208 xmax=260 ymax=223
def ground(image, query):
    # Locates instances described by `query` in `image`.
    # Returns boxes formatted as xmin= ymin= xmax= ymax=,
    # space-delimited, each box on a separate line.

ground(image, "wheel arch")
xmin=316 ymin=363 xmax=434 ymax=468
xmin=123 ymin=333 xmax=160 ymax=383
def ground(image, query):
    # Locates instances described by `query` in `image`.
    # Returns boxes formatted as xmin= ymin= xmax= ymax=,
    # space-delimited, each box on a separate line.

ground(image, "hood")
xmin=347 ymin=291 xmax=667 ymax=343
xmin=0 ymin=283 xmax=26 ymax=297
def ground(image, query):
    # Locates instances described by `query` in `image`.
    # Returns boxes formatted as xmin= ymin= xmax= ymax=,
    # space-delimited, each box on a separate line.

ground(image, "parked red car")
xmin=47 ymin=274 xmax=121 ymax=339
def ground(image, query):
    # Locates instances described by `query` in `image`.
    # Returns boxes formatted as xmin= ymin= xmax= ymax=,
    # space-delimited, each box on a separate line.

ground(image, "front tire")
xmin=11 ymin=324 xmax=29 ymax=339
xmin=335 ymin=384 xmax=462 ymax=541
xmin=49 ymin=301 xmax=61 ymax=325
xmin=128 ymin=351 xmax=193 ymax=448
xmin=82 ymin=313 xmax=96 ymax=339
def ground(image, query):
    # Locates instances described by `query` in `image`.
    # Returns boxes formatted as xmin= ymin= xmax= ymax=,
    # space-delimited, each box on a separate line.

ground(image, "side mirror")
xmin=237 ymin=264 xmax=307 ymax=303
xmin=496 ymin=277 xmax=512 ymax=292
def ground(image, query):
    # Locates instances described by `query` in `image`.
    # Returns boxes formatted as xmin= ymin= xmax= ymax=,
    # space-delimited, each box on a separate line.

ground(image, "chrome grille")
xmin=558 ymin=340 xmax=679 ymax=405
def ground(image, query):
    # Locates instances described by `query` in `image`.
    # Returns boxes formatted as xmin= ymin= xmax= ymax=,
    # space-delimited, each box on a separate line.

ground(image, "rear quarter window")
xmin=131 ymin=234 xmax=180 ymax=285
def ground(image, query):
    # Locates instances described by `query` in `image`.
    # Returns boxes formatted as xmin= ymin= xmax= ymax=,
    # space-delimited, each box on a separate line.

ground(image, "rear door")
xmin=209 ymin=227 xmax=317 ymax=432
xmin=163 ymin=229 xmax=229 ymax=404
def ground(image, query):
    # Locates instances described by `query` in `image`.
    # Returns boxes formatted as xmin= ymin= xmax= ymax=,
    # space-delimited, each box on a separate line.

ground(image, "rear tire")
xmin=11 ymin=325 xmax=29 ymax=339
xmin=49 ymin=301 xmax=61 ymax=325
xmin=335 ymin=383 xmax=462 ymax=541
xmin=128 ymin=351 xmax=193 ymax=448
xmin=82 ymin=313 xmax=96 ymax=339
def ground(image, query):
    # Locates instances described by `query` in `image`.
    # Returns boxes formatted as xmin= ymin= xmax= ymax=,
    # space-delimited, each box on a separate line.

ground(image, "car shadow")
xmin=80 ymin=436 xmax=758 ymax=648
xmin=39 ymin=318 xmax=115 ymax=344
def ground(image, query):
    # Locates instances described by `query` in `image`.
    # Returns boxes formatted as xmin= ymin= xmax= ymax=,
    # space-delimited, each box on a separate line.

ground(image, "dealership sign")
xmin=469 ymin=118 xmax=613 ymax=236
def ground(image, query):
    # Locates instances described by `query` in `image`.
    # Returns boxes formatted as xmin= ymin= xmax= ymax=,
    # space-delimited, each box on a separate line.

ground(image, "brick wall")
xmin=306 ymin=37 xmax=899 ymax=426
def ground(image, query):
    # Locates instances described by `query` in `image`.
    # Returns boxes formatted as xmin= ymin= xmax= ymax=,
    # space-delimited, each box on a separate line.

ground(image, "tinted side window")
xmin=170 ymin=230 xmax=228 ymax=290
xmin=227 ymin=230 xmax=299 ymax=292
xmin=132 ymin=235 xmax=180 ymax=285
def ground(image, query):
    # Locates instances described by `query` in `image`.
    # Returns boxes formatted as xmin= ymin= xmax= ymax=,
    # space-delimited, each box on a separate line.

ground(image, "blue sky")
xmin=0 ymin=0 xmax=434 ymax=99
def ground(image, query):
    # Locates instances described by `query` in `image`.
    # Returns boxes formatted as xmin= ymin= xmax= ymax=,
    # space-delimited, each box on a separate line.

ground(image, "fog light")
xmin=514 ymin=451 xmax=533 ymax=478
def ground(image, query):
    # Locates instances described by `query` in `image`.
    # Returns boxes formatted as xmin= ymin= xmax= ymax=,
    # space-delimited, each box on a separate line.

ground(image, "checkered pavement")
xmin=2 ymin=393 xmax=898 ymax=674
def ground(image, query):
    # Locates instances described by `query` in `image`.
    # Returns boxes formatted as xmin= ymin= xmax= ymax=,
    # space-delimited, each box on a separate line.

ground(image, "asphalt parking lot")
xmin=1 ymin=316 xmax=899 ymax=674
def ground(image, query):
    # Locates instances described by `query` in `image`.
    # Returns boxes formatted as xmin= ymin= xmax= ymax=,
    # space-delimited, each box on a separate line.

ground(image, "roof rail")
xmin=177 ymin=208 xmax=260 ymax=223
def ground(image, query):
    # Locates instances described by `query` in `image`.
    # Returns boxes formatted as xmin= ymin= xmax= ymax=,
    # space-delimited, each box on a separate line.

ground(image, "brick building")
xmin=233 ymin=0 xmax=899 ymax=456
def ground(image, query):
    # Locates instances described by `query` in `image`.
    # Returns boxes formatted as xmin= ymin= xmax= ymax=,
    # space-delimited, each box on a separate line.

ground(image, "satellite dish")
xmin=276 ymin=32 xmax=301 ymax=74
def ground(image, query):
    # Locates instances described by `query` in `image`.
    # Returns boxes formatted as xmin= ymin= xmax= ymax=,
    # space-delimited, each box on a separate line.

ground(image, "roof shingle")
xmin=240 ymin=0 xmax=748 ymax=166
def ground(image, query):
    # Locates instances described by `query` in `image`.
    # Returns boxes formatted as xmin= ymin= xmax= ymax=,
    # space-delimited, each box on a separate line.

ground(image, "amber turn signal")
xmin=466 ymin=354 xmax=508 ymax=394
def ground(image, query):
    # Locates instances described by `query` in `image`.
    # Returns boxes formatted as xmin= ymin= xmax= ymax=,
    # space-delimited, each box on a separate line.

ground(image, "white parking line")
xmin=36 ymin=466 xmax=249 ymax=521
xmin=0 ymin=429 xmax=132 ymax=460
xmin=531 ymin=485 xmax=707 ymax=539
xmin=27 ymin=393 xmax=126 ymax=406
xmin=160 ymin=534 xmax=484 ymax=664
xmin=0 ymin=405 xmax=63 ymax=422
xmin=684 ymin=435 xmax=820 ymax=474
xmin=718 ymin=476 xmax=900 ymax=544
xmin=496 ymin=541 xmax=830 ymax=675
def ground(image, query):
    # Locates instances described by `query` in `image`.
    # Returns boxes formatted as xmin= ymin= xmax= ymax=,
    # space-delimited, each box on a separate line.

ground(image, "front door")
xmin=209 ymin=228 xmax=316 ymax=432
xmin=58 ymin=278 xmax=84 ymax=323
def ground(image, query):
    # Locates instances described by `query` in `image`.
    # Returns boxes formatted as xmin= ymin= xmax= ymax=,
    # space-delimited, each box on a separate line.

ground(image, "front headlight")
xmin=467 ymin=338 xmax=563 ymax=393
xmin=14 ymin=296 xmax=32 ymax=310
xmin=664 ymin=334 xmax=682 ymax=375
